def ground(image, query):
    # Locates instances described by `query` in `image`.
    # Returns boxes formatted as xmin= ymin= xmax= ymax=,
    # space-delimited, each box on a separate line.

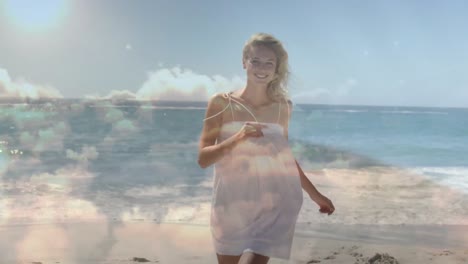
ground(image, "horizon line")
xmin=0 ymin=97 xmax=466 ymax=110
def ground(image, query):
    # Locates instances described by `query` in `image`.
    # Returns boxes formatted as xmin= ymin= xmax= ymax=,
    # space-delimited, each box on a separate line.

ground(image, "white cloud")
xmin=291 ymin=79 xmax=358 ymax=104
xmin=0 ymin=68 xmax=63 ymax=99
xmin=113 ymin=119 xmax=137 ymax=134
xmin=3 ymin=164 xmax=101 ymax=225
xmin=136 ymin=66 xmax=244 ymax=101
xmin=104 ymin=89 xmax=137 ymax=101
xmin=103 ymin=108 xmax=125 ymax=123
xmin=84 ymin=90 xmax=137 ymax=102
xmin=83 ymin=93 xmax=102 ymax=100
xmin=291 ymin=88 xmax=330 ymax=102
xmin=16 ymin=120 xmax=69 ymax=152
xmin=86 ymin=66 xmax=243 ymax=102
xmin=35 ymin=122 xmax=69 ymax=151
xmin=336 ymin=78 xmax=357 ymax=96
xmin=66 ymin=145 xmax=99 ymax=164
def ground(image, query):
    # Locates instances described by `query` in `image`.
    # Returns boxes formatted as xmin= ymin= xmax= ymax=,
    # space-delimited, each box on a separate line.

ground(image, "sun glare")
xmin=2 ymin=0 xmax=69 ymax=32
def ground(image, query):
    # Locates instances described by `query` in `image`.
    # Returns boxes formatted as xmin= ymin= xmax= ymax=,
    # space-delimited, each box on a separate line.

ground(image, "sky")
xmin=1 ymin=0 xmax=468 ymax=107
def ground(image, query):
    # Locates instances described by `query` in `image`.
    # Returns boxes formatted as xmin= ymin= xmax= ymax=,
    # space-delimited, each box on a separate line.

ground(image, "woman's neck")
xmin=238 ymin=84 xmax=271 ymax=108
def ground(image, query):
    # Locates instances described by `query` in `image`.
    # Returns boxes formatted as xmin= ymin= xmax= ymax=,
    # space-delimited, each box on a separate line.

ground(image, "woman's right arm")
xmin=197 ymin=94 xmax=263 ymax=168
xmin=198 ymin=94 xmax=240 ymax=168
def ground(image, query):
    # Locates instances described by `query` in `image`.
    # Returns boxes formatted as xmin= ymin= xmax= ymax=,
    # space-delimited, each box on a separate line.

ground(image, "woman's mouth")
xmin=254 ymin=74 xmax=268 ymax=79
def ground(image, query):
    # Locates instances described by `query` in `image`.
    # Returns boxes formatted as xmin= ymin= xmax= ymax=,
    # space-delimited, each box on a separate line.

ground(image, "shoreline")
xmin=1 ymin=167 xmax=467 ymax=263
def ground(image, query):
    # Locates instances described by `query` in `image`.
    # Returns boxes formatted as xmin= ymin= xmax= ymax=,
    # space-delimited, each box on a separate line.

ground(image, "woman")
xmin=198 ymin=33 xmax=335 ymax=264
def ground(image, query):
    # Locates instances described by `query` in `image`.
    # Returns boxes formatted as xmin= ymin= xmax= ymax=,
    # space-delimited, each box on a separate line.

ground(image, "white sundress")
xmin=206 ymin=93 xmax=303 ymax=259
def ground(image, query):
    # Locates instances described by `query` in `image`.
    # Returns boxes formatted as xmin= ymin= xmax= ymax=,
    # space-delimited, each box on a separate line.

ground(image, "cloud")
xmin=83 ymin=90 xmax=137 ymax=102
xmin=17 ymin=121 xmax=70 ymax=152
xmin=135 ymin=67 xmax=244 ymax=101
xmin=291 ymin=88 xmax=330 ymax=103
xmin=103 ymin=108 xmax=125 ymax=123
xmin=113 ymin=119 xmax=137 ymax=134
xmin=104 ymin=90 xmax=137 ymax=101
xmin=66 ymin=145 xmax=99 ymax=165
xmin=35 ymin=122 xmax=69 ymax=151
xmin=99 ymin=107 xmax=138 ymax=134
xmin=336 ymin=78 xmax=357 ymax=96
xmin=0 ymin=68 xmax=63 ymax=99
xmin=3 ymin=165 xmax=100 ymax=225
xmin=291 ymin=78 xmax=358 ymax=104
xmin=86 ymin=66 xmax=243 ymax=102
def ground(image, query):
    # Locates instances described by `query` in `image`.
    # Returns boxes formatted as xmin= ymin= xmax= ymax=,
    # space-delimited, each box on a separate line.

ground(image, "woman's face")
xmin=243 ymin=45 xmax=277 ymax=86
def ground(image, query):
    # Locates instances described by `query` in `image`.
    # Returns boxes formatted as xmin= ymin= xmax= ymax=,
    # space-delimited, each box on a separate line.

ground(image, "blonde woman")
xmin=198 ymin=33 xmax=335 ymax=264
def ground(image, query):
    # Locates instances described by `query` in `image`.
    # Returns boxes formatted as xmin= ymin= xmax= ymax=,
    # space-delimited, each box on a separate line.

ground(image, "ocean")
xmin=0 ymin=99 xmax=467 ymax=227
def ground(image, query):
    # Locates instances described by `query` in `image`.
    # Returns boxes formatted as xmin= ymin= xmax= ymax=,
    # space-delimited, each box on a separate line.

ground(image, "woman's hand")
xmin=315 ymin=194 xmax=335 ymax=215
xmin=236 ymin=122 xmax=267 ymax=141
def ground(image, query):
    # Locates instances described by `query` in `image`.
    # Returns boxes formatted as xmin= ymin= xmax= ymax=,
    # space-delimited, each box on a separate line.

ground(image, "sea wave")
xmin=379 ymin=110 xmax=448 ymax=115
xmin=290 ymin=140 xmax=384 ymax=170
xmin=410 ymin=167 xmax=468 ymax=193
xmin=329 ymin=109 xmax=369 ymax=113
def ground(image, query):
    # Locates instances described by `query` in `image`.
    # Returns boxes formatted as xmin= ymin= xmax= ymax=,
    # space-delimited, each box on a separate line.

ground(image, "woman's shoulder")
xmin=279 ymin=96 xmax=293 ymax=108
xmin=206 ymin=92 xmax=235 ymax=117
xmin=279 ymin=97 xmax=293 ymax=121
xmin=208 ymin=92 xmax=231 ymax=106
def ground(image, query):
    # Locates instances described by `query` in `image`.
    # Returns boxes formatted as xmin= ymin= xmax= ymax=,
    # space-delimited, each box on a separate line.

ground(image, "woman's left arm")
xmin=296 ymin=161 xmax=335 ymax=214
xmin=282 ymin=100 xmax=335 ymax=215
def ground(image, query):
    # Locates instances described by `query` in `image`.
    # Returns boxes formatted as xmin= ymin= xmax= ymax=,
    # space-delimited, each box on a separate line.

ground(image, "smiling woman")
xmin=2 ymin=0 xmax=69 ymax=32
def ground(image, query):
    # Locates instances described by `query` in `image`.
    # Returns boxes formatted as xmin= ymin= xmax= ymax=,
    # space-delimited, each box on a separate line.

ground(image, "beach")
xmin=1 ymin=222 xmax=467 ymax=264
xmin=1 ymin=102 xmax=467 ymax=263
xmin=1 ymin=168 xmax=467 ymax=264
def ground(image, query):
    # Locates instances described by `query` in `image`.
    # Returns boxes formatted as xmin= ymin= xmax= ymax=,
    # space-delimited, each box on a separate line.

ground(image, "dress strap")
xmin=228 ymin=93 xmax=235 ymax=121
xmin=276 ymin=97 xmax=291 ymax=124
xmin=227 ymin=92 xmax=258 ymax=123
xmin=202 ymin=93 xmax=232 ymax=122
xmin=276 ymin=99 xmax=282 ymax=123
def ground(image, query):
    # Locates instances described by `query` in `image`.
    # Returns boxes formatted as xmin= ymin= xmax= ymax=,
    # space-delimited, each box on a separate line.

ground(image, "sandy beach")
xmin=1 ymin=168 xmax=467 ymax=263
xmin=1 ymin=222 xmax=467 ymax=264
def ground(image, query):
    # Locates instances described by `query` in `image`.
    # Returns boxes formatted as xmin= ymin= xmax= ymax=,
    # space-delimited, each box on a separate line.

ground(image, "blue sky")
xmin=1 ymin=0 xmax=468 ymax=107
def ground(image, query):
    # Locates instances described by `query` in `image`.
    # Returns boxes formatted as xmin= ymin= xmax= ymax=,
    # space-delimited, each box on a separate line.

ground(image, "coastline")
xmin=1 ymin=167 xmax=467 ymax=263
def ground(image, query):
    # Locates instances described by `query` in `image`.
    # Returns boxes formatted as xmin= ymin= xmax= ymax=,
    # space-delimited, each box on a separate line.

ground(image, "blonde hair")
xmin=243 ymin=33 xmax=290 ymax=102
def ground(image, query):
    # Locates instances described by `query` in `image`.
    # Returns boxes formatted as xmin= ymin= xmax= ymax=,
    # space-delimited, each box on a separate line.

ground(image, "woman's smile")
xmin=254 ymin=73 xmax=269 ymax=79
